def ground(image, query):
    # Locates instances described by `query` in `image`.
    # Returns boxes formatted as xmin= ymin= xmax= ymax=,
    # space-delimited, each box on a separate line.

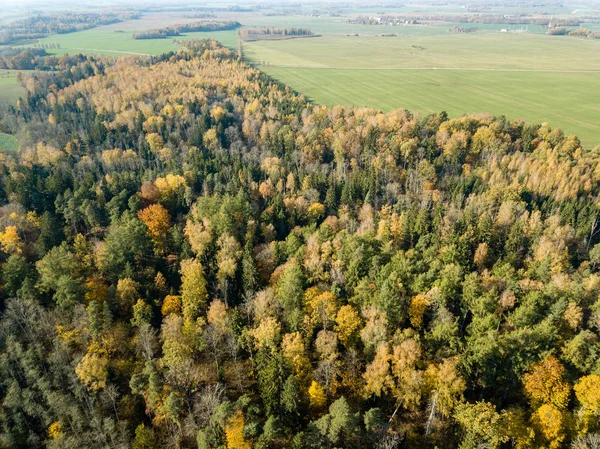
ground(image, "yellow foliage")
xmin=0 ymin=225 xmax=22 ymax=254
xmin=282 ymin=332 xmax=310 ymax=378
xmin=335 ymin=305 xmax=362 ymax=346
xmin=307 ymin=202 xmax=325 ymax=221
xmin=216 ymin=233 xmax=242 ymax=283
xmin=48 ymin=421 xmax=62 ymax=439
xmin=154 ymin=174 xmax=187 ymax=203
xmin=84 ymin=278 xmax=109 ymax=304
xmin=563 ymin=302 xmax=583 ymax=330
xmin=180 ymin=258 xmax=208 ymax=324
xmin=409 ymin=293 xmax=431 ymax=328
xmin=251 ymin=316 xmax=281 ymax=349
xmin=523 ymin=356 xmax=571 ymax=410
xmin=534 ymin=404 xmax=566 ymax=449
xmin=425 ymin=357 xmax=466 ymax=418
xmin=308 ymin=380 xmax=327 ymax=410
xmin=304 ymin=288 xmax=339 ymax=330
xmin=184 ymin=218 xmax=212 ymax=257
xmin=138 ymin=204 xmax=171 ymax=253
xmin=161 ymin=295 xmax=182 ymax=316
xmin=207 ymin=300 xmax=228 ymax=330
xmin=225 ymin=409 xmax=251 ymax=449
xmin=363 ymin=343 xmax=392 ymax=397
xmin=55 ymin=325 xmax=82 ymax=347
xmin=75 ymin=344 xmax=109 ymax=391
xmin=574 ymin=374 xmax=600 ymax=432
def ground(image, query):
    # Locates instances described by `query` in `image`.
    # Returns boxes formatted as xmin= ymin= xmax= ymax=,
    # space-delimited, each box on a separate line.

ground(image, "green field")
xmin=29 ymin=28 xmax=240 ymax=56
xmin=0 ymin=133 xmax=18 ymax=153
xmin=244 ymin=32 xmax=600 ymax=148
xmin=0 ymin=70 xmax=25 ymax=104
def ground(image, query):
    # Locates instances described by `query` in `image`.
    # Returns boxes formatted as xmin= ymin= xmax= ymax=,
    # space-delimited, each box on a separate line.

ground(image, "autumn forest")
xmin=0 ymin=38 xmax=599 ymax=449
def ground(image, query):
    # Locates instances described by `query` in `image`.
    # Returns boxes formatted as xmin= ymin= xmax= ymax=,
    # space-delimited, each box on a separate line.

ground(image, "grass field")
xmin=0 ymin=133 xmax=18 ymax=153
xmin=29 ymin=28 xmax=240 ymax=56
xmin=0 ymin=70 xmax=25 ymax=104
xmin=245 ymin=32 xmax=600 ymax=148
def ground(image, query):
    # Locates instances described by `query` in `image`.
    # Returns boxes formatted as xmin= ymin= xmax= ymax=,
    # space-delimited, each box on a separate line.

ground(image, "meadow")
xmin=0 ymin=133 xmax=18 ymax=153
xmin=0 ymin=70 xmax=26 ymax=105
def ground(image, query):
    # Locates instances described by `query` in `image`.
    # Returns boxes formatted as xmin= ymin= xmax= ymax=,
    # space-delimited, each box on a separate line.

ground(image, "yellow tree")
xmin=574 ymin=374 xmax=600 ymax=432
xmin=75 ymin=342 xmax=109 ymax=391
xmin=534 ymin=404 xmax=566 ymax=449
xmin=225 ymin=409 xmax=251 ymax=449
xmin=0 ymin=225 xmax=22 ymax=254
xmin=523 ymin=356 xmax=571 ymax=410
xmin=308 ymin=380 xmax=327 ymax=411
xmin=391 ymin=338 xmax=424 ymax=411
xmin=363 ymin=342 xmax=392 ymax=398
xmin=425 ymin=357 xmax=466 ymax=419
xmin=138 ymin=204 xmax=171 ymax=254
xmin=282 ymin=332 xmax=310 ymax=380
xmin=335 ymin=305 xmax=362 ymax=347
xmin=216 ymin=233 xmax=242 ymax=296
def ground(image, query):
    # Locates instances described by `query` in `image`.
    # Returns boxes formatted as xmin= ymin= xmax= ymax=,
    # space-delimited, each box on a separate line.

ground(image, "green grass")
xmin=29 ymin=28 xmax=241 ymax=56
xmin=0 ymin=70 xmax=26 ymax=104
xmin=0 ymin=133 xmax=18 ymax=153
xmin=245 ymin=32 xmax=600 ymax=148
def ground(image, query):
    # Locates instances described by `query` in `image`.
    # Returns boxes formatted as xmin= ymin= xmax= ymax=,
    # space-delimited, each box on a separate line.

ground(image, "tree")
xmin=363 ymin=343 xmax=391 ymax=398
xmin=180 ymin=258 xmax=208 ymax=324
xmin=2 ymin=254 xmax=31 ymax=297
xmin=133 ymin=424 xmax=157 ymax=449
xmin=534 ymin=403 xmax=566 ymax=449
xmin=523 ymin=356 xmax=571 ymax=410
xmin=574 ymin=375 xmax=600 ymax=432
xmin=75 ymin=343 xmax=109 ymax=391
xmin=335 ymin=305 xmax=362 ymax=347
xmin=308 ymin=380 xmax=327 ymax=411
xmin=455 ymin=401 xmax=509 ymax=449
xmin=277 ymin=261 xmax=305 ymax=330
xmin=138 ymin=204 xmax=171 ymax=254
xmin=225 ymin=409 xmax=251 ymax=449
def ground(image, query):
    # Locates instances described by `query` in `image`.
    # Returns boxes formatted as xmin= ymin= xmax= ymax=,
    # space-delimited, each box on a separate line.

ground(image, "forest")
xmin=0 ymin=12 xmax=140 ymax=46
xmin=132 ymin=22 xmax=241 ymax=40
xmin=0 ymin=38 xmax=599 ymax=449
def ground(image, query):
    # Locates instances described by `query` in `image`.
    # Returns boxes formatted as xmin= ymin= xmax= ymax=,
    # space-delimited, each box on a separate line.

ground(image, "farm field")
xmin=28 ymin=28 xmax=240 ymax=56
xmin=244 ymin=32 xmax=600 ymax=148
xmin=27 ymin=12 xmax=546 ymax=57
xmin=0 ymin=70 xmax=25 ymax=104
xmin=0 ymin=133 xmax=18 ymax=153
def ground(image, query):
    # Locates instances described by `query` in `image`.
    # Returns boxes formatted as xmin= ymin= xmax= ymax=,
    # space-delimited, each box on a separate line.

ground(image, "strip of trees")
xmin=239 ymin=27 xmax=315 ymax=41
xmin=0 ymin=12 xmax=140 ymax=45
xmin=132 ymin=21 xmax=241 ymax=40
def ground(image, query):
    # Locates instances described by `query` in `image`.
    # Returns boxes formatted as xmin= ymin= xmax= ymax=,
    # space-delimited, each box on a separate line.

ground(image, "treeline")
xmin=239 ymin=27 xmax=316 ymax=41
xmin=0 ymin=47 xmax=103 ymax=72
xmin=132 ymin=21 xmax=241 ymax=40
xmin=449 ymin=26 xmax=478 ymax=33
xmin=346 ymin=16 xmax=418 ymax=25
xmin=0 ymin=11 xmax=140 ymax=46
xmin=0 ymin=39 xmax=599 ymax=449
xmin=549 ymin=26 xmax=600 ymax=39
xmin=348 ymin=13 xmax=581 ymax=27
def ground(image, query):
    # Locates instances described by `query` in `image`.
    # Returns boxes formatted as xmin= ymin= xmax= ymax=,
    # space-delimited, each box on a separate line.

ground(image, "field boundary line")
xmin=71 ymin=47 xmax=151 ymax=56
xmin=260 ymin=65 xmax=600 ymax=73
